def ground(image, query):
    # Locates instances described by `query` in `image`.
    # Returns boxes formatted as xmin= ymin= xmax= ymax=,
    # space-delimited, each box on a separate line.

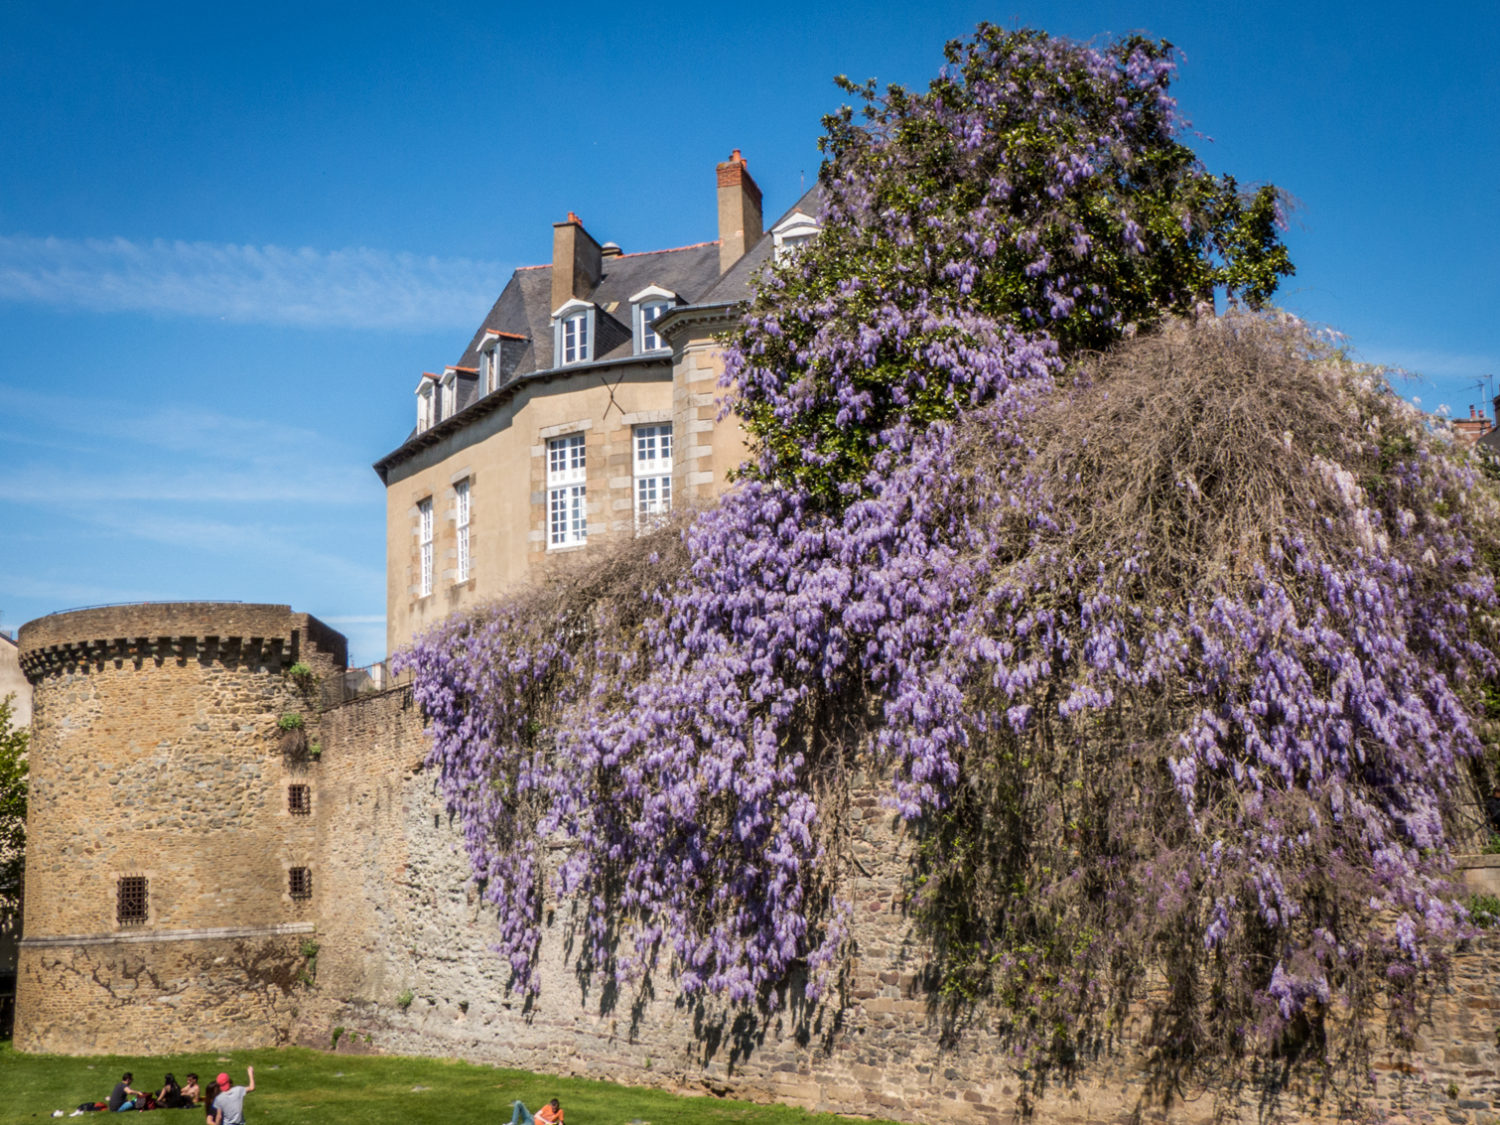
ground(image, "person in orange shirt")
xmin=509 ymin=1098 xmax=563 ymax=1125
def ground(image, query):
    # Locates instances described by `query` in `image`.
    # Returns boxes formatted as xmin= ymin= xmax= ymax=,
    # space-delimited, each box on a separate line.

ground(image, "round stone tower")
xmin=14 ymin=602 xmax=346 ymax=1054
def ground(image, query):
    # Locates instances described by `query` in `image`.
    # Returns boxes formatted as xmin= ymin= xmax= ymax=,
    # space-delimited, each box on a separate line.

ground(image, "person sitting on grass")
xmin=108 ymin=1073 xmax=144 ymax=1113
xmin=180 ymin=1075 xmax=201 ymax=1106
xmin=510 ymin=1098 xmax=563 ymax=1125
xmin=158 ymin=1074 xmax=189 ymax=1109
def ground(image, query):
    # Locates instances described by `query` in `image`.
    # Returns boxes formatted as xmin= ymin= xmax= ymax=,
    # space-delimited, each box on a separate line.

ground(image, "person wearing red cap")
xmin=210 ymin=1066 xmax=254 ymax=1125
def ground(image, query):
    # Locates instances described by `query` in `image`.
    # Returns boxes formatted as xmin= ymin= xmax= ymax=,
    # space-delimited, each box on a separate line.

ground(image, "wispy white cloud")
xmin=0 ymin=384 xmax=379 ymax=504
xmin=1354 ymin=343 xmax=1497 ymax=383
xmin=0 ymin=234 xmax=508 ymax=330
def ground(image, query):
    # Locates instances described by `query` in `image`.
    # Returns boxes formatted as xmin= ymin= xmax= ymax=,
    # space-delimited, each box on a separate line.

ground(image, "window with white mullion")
xmin=418 ymin=497 xmax=434 ymax=596
xmin=633 ymin=424 xmax=672 ymax=529
xmin=547 ymin=434 xmax=587 ymax=547
xmin=455 ymin=479 xmax=471 ymax=583
xmin=639 ymin=301 xmax=669 ymax=352
xmin=562 ymin=313 xmax=590 ymax=364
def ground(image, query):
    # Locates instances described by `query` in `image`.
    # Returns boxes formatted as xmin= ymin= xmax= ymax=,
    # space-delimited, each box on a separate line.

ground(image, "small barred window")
xmin=117 ymin=876 xmax=148 ymax=925
xmin=288 ymin=784 xmax=311 ymax=816
xmin=289 ymin=866 xmax=312 ymax=900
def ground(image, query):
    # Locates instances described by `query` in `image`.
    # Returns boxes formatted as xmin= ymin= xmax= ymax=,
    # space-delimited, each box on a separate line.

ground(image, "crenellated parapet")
xmin=18 ymin=602 xmax=347 ymax=681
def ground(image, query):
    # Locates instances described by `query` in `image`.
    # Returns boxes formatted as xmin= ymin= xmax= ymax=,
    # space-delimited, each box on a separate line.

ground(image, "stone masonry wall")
xmin=302 ymin=694 xmax=1500 ymax=1125
xmin=14 ymin=603 xmax=342 ymax=1054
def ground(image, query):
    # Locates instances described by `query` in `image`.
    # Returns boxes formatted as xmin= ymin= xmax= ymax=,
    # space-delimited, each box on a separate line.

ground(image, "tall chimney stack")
xmin=716 ymin=149 xmax=763 ymax=274
xmin=552 ymin=211 xmax=603 ymax=312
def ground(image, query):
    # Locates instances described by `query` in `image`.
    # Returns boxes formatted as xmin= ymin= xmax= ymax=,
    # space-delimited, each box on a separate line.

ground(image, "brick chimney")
xmin=716 ymin=149 xmax=763 ymax=273
xmin=552 ymin=211 xmax=603 ymax=312
xmin=1453 ymin=403 xmax=1493 ymax=446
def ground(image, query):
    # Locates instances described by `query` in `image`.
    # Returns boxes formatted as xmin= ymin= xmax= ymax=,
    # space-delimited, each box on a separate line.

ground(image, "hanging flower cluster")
xmin=396 ymin=24 xmax=1498 ymax=1079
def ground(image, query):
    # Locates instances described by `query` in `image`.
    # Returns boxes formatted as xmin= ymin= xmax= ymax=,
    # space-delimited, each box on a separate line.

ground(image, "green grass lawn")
xmin=0 ymin=1042 xmax=894 ymax=1125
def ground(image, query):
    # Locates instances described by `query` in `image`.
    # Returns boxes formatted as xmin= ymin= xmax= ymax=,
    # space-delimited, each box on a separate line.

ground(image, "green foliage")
xmin=0 ymin=1044 xmax=888 ymax=1125
xmin=395 ymin=989 xmax=414 ymax=1010
xmin=287 ymin=662 xmax=314 ymax=679
xmin=330 ymin=1025 xmax=345 ymax=1048
xmin=734 ymin=25 xmax=1292 ymax=502
xmin=1469 ymin=894 xmax=1500 ymax=928
xmin=0 ymin=693 xmax=28 ymax=916
xmin=298 ymin=940 xmax=320 ymax=986
xmin=278 ymin=712 xmax=306 ymax=732
xmin=308 ymin=741 xmax=323 ymax=761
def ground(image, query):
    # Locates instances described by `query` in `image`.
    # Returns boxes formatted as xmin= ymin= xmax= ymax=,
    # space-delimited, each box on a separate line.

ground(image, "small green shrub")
xmin=278 ymin=712 xmax=305 ymax=732
xmin=331 ymin=1025 xmax=345 ymax=1049
xmin=396 ymin=989 xmax=414 ymax=1010
xmin=287 ymin=662 xmax=314 ymax=679
xmin=308 ymin=741 xmax=323 ymax=760
xmin=1470 ymin=894 xmax=1500 ymax=928
xmin=1482 ymin=834 xmax=1500 ymax=856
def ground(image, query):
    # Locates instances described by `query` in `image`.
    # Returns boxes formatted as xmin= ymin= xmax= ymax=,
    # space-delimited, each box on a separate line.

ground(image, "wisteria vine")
xmin=397 ymin=25 xmax=1500 ymax=1081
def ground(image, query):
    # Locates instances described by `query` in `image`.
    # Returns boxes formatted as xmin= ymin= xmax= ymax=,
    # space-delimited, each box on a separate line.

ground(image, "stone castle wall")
xmin=14 ymin=603 xmax=342 ymax=1054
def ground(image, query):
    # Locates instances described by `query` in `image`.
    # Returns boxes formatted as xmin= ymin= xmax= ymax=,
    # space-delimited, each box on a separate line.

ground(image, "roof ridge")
xmin=613 ymin=239 xmax=720 ymax=260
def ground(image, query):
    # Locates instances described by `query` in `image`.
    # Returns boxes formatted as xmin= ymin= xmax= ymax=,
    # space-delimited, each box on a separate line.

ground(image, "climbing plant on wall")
xmin=397 ymin=23 xmax=1500 ymax=1094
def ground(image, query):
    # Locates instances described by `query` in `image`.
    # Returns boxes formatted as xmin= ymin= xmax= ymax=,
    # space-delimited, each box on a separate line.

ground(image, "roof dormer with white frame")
xmin=772 ymin=209 xmax=819 ymax=262
xmin=415 ymin=372 xmax=440 ymax=433
xmin=628 ymin=285 xmax=679 ymax=355
xmin=551 ymin=298 xmax=596 ymax=366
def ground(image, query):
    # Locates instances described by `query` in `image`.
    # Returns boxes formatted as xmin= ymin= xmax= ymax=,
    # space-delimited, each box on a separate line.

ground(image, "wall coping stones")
xmin=21 ymin=922 xmax=316 ymax=949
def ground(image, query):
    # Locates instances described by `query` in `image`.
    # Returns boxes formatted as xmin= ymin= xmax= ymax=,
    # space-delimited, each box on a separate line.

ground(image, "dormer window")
xmin=480 ymin=330 xmax=525 ymax=393
xmin=415 ymin=377 xmax=437 ymax=433
xmin=628 ymin=286 xmax=677 ymax=355
xmin=553 ymin=299 xmax=595 ymax=366
xmin=772 ymin=211 xmax=820 ymax=262
xmin=440 ymin=370 xmax=458 ymax=419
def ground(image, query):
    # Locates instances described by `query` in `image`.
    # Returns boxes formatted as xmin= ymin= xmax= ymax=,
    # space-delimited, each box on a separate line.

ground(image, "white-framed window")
xmin=629 ymin=286 xmax=677 ymax=355
xmin=418 ymin=497 xmax=434 ymax=596
xmin=772 ymin=211 xmax=819 ymax=262
xmin=441 ymin=370 xmax=458 ymax=419
xmin=633 ymin=424 xmax=672 ymax=529
xmin=552 ymin=300 xmax=595 ymax=367
xmin=547 ymin=434 xmax=587 ymax=548
xmin=560 ymin=312 xmax=590 ymax=364
xmin=416 ymin=380 xmax=436 ymax=433
xmin=455 ymin=478 xmax=471 ymax=583
xmin=484 ymin=345 xmax=501 ymax=393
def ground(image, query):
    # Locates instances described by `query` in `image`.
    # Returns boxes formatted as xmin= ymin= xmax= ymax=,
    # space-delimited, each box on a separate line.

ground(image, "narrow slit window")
xmin=117 ymin=876 xmax=148 ymax=925
xmin=288 ymin=784 xmax=311 ymax=816
xmin=289 ymin=866 xmax=312 ymax=900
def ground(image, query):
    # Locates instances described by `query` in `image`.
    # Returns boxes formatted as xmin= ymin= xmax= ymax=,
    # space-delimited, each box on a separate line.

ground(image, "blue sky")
xmin=1 ymin=0 xmax=1495 ymax=666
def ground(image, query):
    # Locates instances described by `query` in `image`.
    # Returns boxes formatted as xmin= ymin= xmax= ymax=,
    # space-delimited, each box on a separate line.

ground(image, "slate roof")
xmin=375 ymin=185 xmax=824 ymax=478
xmin=453 ymin=241 xmax=725 ymax=377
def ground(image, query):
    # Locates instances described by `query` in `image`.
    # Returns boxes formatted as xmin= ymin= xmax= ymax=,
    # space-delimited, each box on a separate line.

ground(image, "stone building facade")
xmin=374 ymin=150 xmax=819 ymax=654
